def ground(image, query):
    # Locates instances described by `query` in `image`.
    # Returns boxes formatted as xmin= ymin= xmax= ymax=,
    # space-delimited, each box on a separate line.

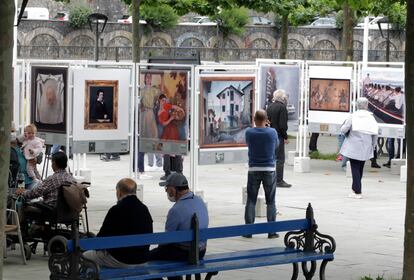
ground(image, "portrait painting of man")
xmin=31 ymin=66 xmax=67 ymax=133
xmin=84 ymin=80 xmax=118 ymax=130
xmin=309 ymin=78 xmax=350 ymax=112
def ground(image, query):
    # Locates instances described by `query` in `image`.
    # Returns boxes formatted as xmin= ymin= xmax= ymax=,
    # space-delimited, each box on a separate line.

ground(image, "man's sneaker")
xmin=242 ymin=234 xmax=252 ymax=238
xmin=371 ymin=162 xmax=381 ymax=168
xmin=268 ymin=233 xmax=279 ymax=239
xmin=348 ymin=192 xmax=362 ymax=199
xmin=383 ymin=162 xmax=391 ymax=168
xmin=139 ymin=173 xmax=153 ymax=180
xmin=276 ymin=181 xmax=292 ymax=188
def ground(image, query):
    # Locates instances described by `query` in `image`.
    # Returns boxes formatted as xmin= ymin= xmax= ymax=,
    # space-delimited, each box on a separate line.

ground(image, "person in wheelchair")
xmin=15 ymin=151 xmax=76 ymax=237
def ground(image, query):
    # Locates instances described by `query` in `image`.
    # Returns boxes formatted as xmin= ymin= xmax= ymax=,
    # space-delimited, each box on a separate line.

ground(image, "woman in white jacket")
xmin=340 ymin=97 xmax=378 ymax=199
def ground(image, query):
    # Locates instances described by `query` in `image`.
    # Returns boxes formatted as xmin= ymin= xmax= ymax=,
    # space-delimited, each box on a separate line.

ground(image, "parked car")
xmin=179 ymin=16 xmax=216 ymax=25
xmin=117 ymin=15 xmax=146 ymax=24
xmin=17 ymin=7 xmax=49 ymax=20
xmin=304 ymin=17 xmax=336 ymax=28
xmin=249 ymin=16 xmax=274 ymax=26
xmin=53 ymin=11 xmax=69 ymax=21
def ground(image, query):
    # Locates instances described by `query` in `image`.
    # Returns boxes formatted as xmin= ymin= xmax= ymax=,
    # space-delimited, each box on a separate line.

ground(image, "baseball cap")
xmin=159 ymin=173 xmax=188 ymax=187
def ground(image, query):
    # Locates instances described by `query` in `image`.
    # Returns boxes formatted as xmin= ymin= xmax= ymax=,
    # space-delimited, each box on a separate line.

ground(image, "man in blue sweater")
xmin=244 ymin=109 xmax=279 ymax=238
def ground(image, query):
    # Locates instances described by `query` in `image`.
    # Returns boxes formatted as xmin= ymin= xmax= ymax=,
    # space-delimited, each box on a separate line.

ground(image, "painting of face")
xmin=309 ymin=78 xmax=351 ymax=112
xmin=84 ymin=80 xmax=118 ymax=130
xmin=200 ymin=76 xmax=255 ymax=148
xmin=31 ymin=66 xmax=67 ymax=133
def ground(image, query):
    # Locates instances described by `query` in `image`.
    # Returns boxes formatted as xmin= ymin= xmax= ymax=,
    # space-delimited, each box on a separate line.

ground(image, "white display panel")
xmin=13 ymin=64 xmax=21 ymax=129
xmin=73 ymin=68 xmax=130 ymax=142
xmin=307 ymin=65 xmax=354 ymax=126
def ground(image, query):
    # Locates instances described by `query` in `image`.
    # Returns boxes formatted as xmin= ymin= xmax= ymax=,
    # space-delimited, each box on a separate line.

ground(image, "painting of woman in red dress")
xmin=157 ymin=94 xmax=185 ymax=141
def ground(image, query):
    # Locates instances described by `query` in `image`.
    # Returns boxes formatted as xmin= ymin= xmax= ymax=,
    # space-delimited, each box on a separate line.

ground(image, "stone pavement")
xmin=4 ymin=135 xmax=406 ymax=280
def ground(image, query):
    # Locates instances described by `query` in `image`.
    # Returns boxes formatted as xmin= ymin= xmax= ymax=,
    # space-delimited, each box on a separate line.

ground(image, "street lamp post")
xmin=377 ymin=17 xmax=390 ymax=62
xmin=88 ymin=13 xmax=108 ymax=61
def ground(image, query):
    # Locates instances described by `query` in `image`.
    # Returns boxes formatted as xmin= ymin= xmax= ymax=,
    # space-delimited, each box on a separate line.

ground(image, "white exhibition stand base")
xmin=80 ymin=168 xmax=92 ymax=184
xmin=293 ymin=157 xmax=310 ymax=173
xmin=287 ymin=151 xmax=298 ymax=166
xmin=391 ymin=159 xmax=405 ymax=175
xmin=400 ymin=165 xmax=407 ymax=182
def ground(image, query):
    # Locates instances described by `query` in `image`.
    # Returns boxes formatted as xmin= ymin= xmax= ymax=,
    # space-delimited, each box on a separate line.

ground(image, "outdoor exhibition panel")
xmin=26 ymin=60 xmax=75 ymax=146
xmin=306 ymin=61 xmax=357 ymax=135
xmin=137 ymin=64 xmax=191 ymax=156
xmin=72 ymin=62 xmax=133 ymax=154
xmin=196 ymin=64 xmax=258 ymax=166
xmin=256 ymin=59 xmax=306 ymax=157
xmin=13 ymin=60 xmax=24 ymax=133
xmin=357 ymin=62 xmax=405 ymax=139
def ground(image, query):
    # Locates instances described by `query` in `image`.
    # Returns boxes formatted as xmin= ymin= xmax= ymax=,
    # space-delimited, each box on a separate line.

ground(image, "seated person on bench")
xmin=84 ymin=178 xmax=153 ymax=268
xmin=15 ymin=152 xmax=76 ymax=231
xmin=150 ymin=173 xmax=209 ymax=280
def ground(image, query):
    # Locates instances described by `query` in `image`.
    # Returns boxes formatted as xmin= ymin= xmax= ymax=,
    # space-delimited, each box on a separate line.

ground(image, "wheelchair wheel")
xmin=47 ymin=235 xmax=67 ymax=256
xmin=23 ymin=243 xmax=32 ymax=260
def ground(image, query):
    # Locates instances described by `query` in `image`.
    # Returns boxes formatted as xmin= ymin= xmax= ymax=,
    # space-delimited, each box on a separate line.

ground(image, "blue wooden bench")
xmin=49 ymin=203 xmax=336 ymax=280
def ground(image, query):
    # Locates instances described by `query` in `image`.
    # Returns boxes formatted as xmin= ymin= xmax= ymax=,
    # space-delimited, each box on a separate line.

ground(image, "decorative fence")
xmin=17 ymin=46 xmax=405 ymax=62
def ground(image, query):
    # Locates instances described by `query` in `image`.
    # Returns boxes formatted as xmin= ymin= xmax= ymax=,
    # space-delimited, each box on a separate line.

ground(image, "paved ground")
xmin=4 ymin=135 xmax=406 ymax=280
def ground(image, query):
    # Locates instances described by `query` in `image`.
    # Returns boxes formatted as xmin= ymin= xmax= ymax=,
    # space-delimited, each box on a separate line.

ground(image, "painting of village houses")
xmin=200 ymin=76 xmax=255 ymax=148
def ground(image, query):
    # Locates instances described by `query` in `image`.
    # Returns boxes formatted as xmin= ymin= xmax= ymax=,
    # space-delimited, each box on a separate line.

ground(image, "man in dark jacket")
xmin=84 ymin=178 xmax=153 ymax=267
xmin=266 ymin=89 xmax=292 ymax=188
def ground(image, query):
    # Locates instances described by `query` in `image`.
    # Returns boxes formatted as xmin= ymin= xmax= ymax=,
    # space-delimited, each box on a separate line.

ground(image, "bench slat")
xmin=200 ymin=219 xmax=310 ymax=240
xmin=99 ymin=251 xmax=334 ymax=280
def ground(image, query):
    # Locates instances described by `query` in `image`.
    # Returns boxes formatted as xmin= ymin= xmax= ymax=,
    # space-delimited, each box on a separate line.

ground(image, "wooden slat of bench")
xmin=200 ymin=219 xmax=310 ymax=240
xmin=99 ymin=250 xmax=333 ymax=280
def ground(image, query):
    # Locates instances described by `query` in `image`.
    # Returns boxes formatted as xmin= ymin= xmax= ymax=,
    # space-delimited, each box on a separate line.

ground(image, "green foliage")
xmin=68 ymin=6 xmax=92 ymax=29
xmin=141 ymin=3 xmax=179 ymax=30
xmin=308 ymin=151 xmax=338 ymax=160
xmin=211 ymin=6 xmax=249 ymax=37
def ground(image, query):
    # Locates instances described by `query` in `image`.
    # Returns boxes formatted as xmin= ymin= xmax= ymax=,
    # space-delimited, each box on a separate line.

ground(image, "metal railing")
xmin=17 ymin=45 xmax=405 ymax=62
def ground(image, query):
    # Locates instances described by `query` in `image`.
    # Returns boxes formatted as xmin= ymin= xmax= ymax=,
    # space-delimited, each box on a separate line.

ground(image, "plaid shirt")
xmin=23 ymin=170 xmax=76 ymax=207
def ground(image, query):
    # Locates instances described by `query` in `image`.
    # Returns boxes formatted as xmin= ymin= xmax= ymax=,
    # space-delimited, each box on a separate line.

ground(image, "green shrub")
xmin=141 ymin=4 xmax=179 ymax=30
xmin=69 ymin=6 xmax=92 ymax=29
xmin=308 ymin=151 xmax=337 ymax=161
xmin=211 ymin=7 xmax=249 ymax=37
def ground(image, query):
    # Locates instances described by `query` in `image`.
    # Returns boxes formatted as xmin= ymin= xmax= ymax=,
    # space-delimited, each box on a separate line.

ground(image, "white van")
xmin=18 ymin=7 xmax=49 ymax=20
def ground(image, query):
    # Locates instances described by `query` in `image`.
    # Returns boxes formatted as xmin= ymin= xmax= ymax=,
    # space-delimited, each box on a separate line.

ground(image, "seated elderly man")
xmin=16 ymin=151 xmax=76 ymax=233
xmin=84 ymin=178 xmax=153 ymax=268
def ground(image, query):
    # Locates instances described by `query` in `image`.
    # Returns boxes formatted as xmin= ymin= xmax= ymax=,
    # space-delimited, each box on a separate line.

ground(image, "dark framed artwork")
xmin=309 ymin=78 xmax=351 ymax=112
xmin=84 ymin=80 xmax=118 ymax=130
xmin=200 ymin=76 xmax=255 ymax=148
xmin=31 ymin=66 xmax=68 ymax=133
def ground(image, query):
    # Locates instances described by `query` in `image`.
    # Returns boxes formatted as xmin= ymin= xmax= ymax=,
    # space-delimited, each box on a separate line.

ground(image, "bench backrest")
xmin=68 ymin=218 xmax=310 ymax=253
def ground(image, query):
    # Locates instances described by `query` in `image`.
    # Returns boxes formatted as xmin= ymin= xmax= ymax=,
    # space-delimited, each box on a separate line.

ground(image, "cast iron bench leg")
xmin=205 ymin=271 xmax=218 ymax=280
xmin=291 ymin=262 xmax=299 ymax=280
xmin=186 ymin=275 xmax=191 ymax=280
xmin=319 ymin=259 xmax=329 ymax=280
xmin=302 ymin=261 xmax=316 ymax=280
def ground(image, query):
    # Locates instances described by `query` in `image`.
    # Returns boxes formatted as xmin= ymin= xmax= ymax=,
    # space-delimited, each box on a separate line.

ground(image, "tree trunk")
xmin=279 ymin=14 xmax=288 ymax=59
xmin=0 ymin=0 xmax=14 ymax=275
xmin=131 ymin=0 xmax=141 ymax=62
xmin=403 ymin=1 xmax=414 ymax=279
xmin=341 ymin=0 xmax=354 ymax=61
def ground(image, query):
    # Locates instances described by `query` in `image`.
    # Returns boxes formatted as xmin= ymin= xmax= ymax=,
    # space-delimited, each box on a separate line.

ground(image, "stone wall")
xmin=17 ymin=19 xmax=406 ymax=61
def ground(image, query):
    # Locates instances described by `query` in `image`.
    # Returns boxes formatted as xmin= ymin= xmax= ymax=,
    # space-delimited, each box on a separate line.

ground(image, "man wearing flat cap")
xmin=150 ymin=173 xmax=209 ymax=280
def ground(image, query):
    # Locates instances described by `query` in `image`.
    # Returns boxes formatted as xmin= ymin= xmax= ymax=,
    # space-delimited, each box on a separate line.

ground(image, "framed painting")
xmin=138 ymin=69 xmax=189 ymax=155
xmin=84 ymin=80 xmax=118 ymax=130
xmin=31 ymin=66 xmax=68 ymax=133
xmin=361 ymin=68 xmax=404 ymax=125
xmin=200 ymin=76 xmax=255 ymax=148
xmin=309 ymin=78 xmax=350 ymax=112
